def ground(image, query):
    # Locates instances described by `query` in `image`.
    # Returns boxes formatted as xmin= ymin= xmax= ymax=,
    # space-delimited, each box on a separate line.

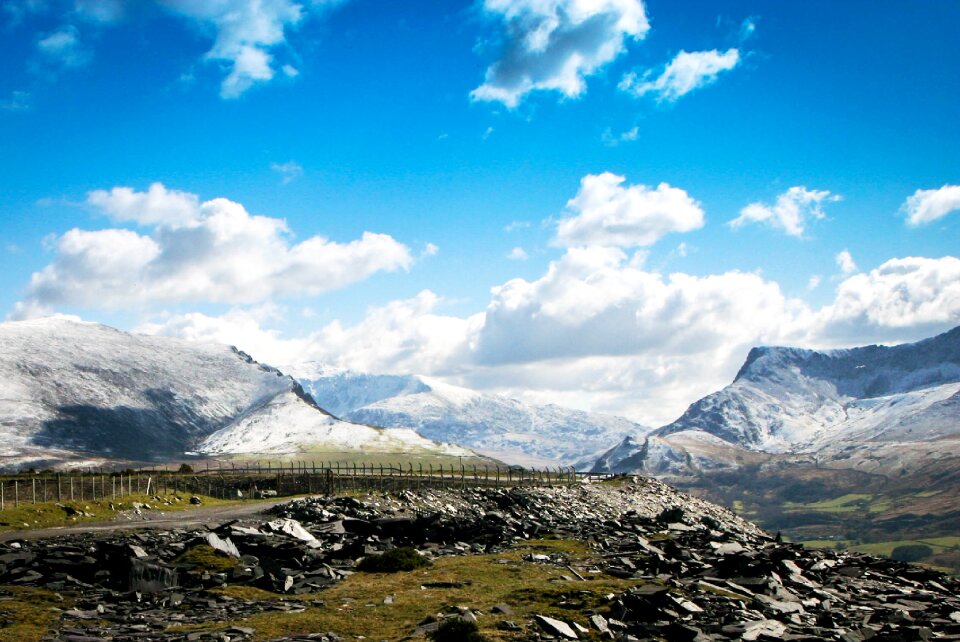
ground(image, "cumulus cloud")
xmin=138 ymin=248 xmax=960 ymax=427
xmin=87 ymin=182 xmax=200 ymax=226
xmin=835 ymin=249 xmax=857 ymax=274
xmin=472 ymin=0 xmax=649 ymax=107
xmin=901 ymin=185 xmax=960 ymax=226
xmin=620 ymin=48 xmax=740 ymax=102
xmin=813 ymin=256 xmax=960 ymax=343
xmin=142 ymin=290 xmax=477 ymax=377
xmin=554 ymin=172 xmax=704 ymax=248
xmin=160 ymin=0 xmax=306 ymax=98
xmin=729 ymin=186 xmax=840 ymax=237
xmin=14 ymin=183 xmax=413 ymax=313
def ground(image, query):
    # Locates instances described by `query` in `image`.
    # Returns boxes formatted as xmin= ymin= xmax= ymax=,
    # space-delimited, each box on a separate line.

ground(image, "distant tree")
xmin=177 ymin=463 xmax=194 ymax=474
xmin=890 ymin=544 xmax=933 ymax=563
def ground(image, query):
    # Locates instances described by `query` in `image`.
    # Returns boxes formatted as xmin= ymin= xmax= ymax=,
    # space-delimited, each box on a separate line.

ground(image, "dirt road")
xmin=0 ymin=496 xmax=300 ymax=542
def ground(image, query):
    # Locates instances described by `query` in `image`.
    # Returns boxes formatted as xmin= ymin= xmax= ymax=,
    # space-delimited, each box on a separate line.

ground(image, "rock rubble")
xmin=0 ymin=478 xmax=956 ymax=641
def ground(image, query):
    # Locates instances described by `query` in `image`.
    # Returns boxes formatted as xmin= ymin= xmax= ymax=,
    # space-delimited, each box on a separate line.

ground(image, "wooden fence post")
xmin=14 ymin=480 xmax=18 ymax=508
xmin=32 ymin=477 xmax=36 ymax=505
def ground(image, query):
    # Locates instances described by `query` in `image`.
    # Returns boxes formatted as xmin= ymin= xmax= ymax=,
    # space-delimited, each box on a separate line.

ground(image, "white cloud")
xmin=807 ymin=275 xmax=822 ymax=291
xmin=901 ymin=185 xmax=960 ymax=226
xmin=140 ymin=250 xmax=960 ymax=427
xmin=835 ymin=249 xmax=857 ymax=274
xmin=729 ymin=186 xmax=840 ymax=237
xmin=504 ymin=220 xmax=531 ymax=232
xmin=36 ymin=25 xmax=90 ymax=68
xmin=620 ymin=48 xmax=739 ymax=102
xmin=813 ymin=256 xmax=960 ymax=343
xmin=508 ymin=246 xmax=529 ymax=260
xmin=472 ymin=0 xmax=649 ymax=107
xmin=15 ymin=183 xmax=413 ymax=312
xmin=554 ymin=172 xmax=704 ymax=248
xmin=161 ymin=0 xmax=305 ymax=98
xmin=601 ymin=125 xmax=639 ymax=146
xmin=88 ymin=182 xmax=200 ymax=226
xmin=421 ymin=243 xmax=440 ymax=258
xmin=271 ymin=160 xmax=304 ymax=184
xmin=74 ymin=0 xmax=126 ymax=23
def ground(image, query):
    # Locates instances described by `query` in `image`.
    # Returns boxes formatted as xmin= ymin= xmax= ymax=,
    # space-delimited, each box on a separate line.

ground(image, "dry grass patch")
xmin=0 ymin=493 xmax=242 ymax=533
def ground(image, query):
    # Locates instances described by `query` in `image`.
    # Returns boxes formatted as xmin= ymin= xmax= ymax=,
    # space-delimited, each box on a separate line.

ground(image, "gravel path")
xmin=0 ymin=496 xmax=298 ymax=541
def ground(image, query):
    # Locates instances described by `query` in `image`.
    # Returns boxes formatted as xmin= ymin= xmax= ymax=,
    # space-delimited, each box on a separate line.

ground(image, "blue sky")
xmin=1 ymin=0 xmax=958 ymax=425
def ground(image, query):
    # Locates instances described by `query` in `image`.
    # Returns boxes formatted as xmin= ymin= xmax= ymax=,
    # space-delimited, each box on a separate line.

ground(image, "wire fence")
xmin=0 ymin=461 xmax=609 ymax=510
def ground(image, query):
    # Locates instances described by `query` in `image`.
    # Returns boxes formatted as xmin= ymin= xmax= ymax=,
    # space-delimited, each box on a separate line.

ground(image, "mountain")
xmin=286 ymin=363 xmax=649 ymax=467
xmin=0 ymin=318 xmax=468 ymax=469
xmin=595 ymin=325 xmax=960 ymax=476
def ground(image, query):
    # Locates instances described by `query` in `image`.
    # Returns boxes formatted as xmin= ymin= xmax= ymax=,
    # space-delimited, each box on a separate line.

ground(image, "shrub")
xmin=430 ymin=618 xmax=488 ymax=642
xmin=890 ymin=544 xmax=933 ymax=563
xmin=178 ymin=463 xmax=194 ymax=474
xmin=357 ymin=547 xmax=431 ymax=573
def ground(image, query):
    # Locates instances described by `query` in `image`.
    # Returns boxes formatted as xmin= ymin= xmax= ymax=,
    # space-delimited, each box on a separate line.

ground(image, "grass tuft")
xmin=173 ymin=544 xmax=239 ymax=573
xmin=357 ymin=547 xmax=432 ymax=573
xmin=431 ymin=618 xmax=489 ymax=642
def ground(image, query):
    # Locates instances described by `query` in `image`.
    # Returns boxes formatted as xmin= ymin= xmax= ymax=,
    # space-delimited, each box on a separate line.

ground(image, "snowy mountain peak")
xmin=595 ymin=325 xmax=960 ymax=476
xmin=0 ymin=320 xmax=468 ymax=469
xmin=293 ymin=366 xmax=651 ymax=468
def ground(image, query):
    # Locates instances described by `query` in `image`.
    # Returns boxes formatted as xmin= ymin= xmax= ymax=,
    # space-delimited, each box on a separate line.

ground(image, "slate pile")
xmin=0 ymin=477 xmax=956 ymax=641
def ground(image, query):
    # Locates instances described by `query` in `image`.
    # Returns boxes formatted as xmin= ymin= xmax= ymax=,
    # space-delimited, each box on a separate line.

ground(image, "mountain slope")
xmin=0 ymin=318 xmax=467 ymax=468
xmin=288 ymin=363 xmax=649 ymax=467
xmin=596 ymin=326 xmax=960 ymax=476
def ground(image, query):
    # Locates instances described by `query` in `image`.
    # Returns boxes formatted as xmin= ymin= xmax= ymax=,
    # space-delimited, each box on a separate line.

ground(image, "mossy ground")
xmin=198 ymin=538 xmax=646 ymax=641
xmin=174 ymin=544 xmax=241 ymax=573
xmin=0 ymin=587 xmax=73 ymax=642
xmin=0 ymin=538 xmax=645 ymax=641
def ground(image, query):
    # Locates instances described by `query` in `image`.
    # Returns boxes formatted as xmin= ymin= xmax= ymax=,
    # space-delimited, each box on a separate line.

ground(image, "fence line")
xmin=0 ymin=462 xmax=601 ymax=510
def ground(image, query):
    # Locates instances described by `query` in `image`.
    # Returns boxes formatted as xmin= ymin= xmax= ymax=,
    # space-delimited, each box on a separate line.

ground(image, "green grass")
xmin=173 ymin=544 xmax=240 ymax=573
xmin=0 ymin=493 xmax=240 ymax=532
xmin=790 ymin=493 xmax=872 ymax=513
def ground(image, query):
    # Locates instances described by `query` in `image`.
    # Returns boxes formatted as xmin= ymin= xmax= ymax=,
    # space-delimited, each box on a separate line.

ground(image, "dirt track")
xmin=0 ymin=496 xmax=299 ymax=542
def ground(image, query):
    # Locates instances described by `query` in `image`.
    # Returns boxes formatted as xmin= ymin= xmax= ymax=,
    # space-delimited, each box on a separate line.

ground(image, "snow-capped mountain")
xmin=595 ymin=325 xmax=960 ymax=476
xmin=286 ymin=363 xmax=649 ymax=467
xmin=0 ymin=318 xmax=468 ymax=469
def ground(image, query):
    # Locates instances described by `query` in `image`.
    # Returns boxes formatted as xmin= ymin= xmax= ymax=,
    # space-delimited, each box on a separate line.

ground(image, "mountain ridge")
xmin=288 ymin=363 xmax=650 ymax=467
xmin=596 ymin=325 xmax=960 ymax=475
xmin=0 ymin=318 xmax=468 ymax=469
